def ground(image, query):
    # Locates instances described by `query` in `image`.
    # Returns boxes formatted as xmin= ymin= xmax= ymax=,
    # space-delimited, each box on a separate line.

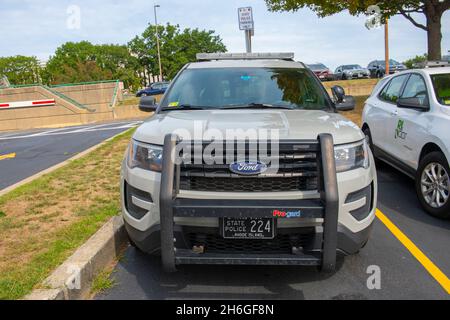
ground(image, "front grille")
xmin=178 ymin=141 xmax=321 ymax=192
xmin=180 ymin=176 xmax=317 ymax=192
xmin=186 ymin=231 xmax=315 ymax=254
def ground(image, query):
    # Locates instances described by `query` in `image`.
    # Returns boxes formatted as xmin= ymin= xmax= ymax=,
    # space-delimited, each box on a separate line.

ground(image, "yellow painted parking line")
xmin=0 ymin=152 xmax=16 ymax=161
xmin=376 ymin=209 xmax=450 ymax=294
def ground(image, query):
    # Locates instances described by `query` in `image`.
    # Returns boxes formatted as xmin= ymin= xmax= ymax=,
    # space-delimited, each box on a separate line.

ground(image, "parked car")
xmin=367 ymin=59 xmax=407 ymax=78
xmin=335 ymin=65 xmax=370 ymax=80
xmin=362 ymin=63 xmax=450 ymax=218
xmin=123 ymin=52 xmax=378 ymax=273
xmin=136 ymin=82 xmax=170 ymax=97
xmin=307 ymin=63 xmax=335 ymax=81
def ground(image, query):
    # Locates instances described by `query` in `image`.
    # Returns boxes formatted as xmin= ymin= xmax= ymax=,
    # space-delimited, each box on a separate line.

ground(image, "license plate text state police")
xmin=222 ymin=218 xmax=274 ymax=239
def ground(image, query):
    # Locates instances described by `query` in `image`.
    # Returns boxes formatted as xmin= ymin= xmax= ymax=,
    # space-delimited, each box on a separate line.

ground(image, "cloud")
xmin=0 ymin=0 xmax=448 ymax=70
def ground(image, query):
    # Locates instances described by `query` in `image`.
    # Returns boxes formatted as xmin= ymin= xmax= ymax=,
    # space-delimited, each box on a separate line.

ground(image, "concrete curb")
xmin=24 ymin=216 xmax=127 ymax=300
xmin=0 ymin=128 xmax=132 ymax=197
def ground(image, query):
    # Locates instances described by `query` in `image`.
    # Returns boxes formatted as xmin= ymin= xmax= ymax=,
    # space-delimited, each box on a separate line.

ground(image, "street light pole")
xmin=154 ymin=4 xmax=163 ymax=82
xmin=385 ymin=18 xmax=390 ymax=76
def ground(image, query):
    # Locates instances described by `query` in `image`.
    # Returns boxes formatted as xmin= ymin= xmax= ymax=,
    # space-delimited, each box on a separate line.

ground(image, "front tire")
xmin=363 ymin=127 xmax=375 ymax=155
xmin=415 ymin=152 xmax=450 ymax=219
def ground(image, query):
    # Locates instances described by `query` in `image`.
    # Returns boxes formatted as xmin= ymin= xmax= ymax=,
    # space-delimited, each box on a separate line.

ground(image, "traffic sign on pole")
xmin=238 ymin=7 xmax=254 ymax=31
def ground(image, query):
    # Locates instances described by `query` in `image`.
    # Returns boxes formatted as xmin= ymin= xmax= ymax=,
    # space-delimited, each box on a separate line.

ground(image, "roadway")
xmin=0 ymin=121 xmax=142 ymax=190
xmin=97 ymin=161 xmax=450 ymax=300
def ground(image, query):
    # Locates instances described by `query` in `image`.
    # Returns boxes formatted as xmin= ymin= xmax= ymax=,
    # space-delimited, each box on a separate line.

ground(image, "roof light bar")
xmin=196 ymin=52 xmax=295 ymax=61
xmin=413 ymin=60 xmax=449 ymax=68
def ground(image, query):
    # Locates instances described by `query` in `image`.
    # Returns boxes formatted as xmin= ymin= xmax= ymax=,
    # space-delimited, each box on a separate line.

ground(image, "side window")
xmin=401 ymin=74 xmax=428 ymax=101
xmin=379 ymin=75 xmax=408 ymax=103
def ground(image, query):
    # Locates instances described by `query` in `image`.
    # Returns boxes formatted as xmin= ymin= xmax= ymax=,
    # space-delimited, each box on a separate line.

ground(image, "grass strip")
xmin=0 ymin=128 xmax=134 ymax=300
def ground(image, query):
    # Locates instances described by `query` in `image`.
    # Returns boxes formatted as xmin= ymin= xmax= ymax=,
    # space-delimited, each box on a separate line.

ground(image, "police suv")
xmin=122 ymin=53 xmax=378 ymax=272
xmin=362 ymin=61 xmax=450 ymax=218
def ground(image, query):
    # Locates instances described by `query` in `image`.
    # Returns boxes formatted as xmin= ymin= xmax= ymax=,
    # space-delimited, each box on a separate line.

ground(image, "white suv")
xmin=362 ymin=64 xmax=450 ymax=218
xmin=122 ymin=53 xmax=378 ymax=273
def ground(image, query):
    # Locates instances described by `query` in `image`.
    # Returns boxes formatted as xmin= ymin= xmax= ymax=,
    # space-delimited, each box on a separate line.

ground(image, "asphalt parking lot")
xmin=97 ymin=161 xmax=450 ymax=300
xmin=0 ymin=121 xmax=141 ymax=190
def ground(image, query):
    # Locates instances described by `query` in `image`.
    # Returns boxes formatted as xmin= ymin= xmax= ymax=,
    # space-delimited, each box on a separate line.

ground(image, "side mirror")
xmin=332 ymin=85 xmax=356 ymax=111
xmin=139 ymin=96 xmax=158 ymax=112
xmin=397 ymin=97 xmax=429 ymax=111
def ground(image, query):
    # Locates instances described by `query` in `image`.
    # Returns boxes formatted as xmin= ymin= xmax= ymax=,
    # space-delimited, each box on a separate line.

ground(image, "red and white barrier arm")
xmin=0 ymin=99 xmax=56 ymax=109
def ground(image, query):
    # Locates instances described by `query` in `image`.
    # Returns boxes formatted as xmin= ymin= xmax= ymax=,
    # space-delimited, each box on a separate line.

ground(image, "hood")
xmin=133 ymin=109 xmax=364 ymax=145
xmin=345 ymin=68 xmax=369 ymax=73
xmin=313 ymin=69 xmax=330 ymax=73
xmin=391 ymin=64 xmax=406 ymax=70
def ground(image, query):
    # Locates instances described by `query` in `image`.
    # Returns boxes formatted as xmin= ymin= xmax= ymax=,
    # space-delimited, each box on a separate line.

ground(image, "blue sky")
xmin=0 ymin=0 xmax=449 ymax=71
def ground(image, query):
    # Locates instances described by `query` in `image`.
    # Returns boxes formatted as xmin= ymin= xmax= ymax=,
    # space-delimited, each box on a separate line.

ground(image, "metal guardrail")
xmin=42 ymin=85 xmax=94 ymax=112
xmin=8 ymin=80 xmax=120 ymax=89
xmin=109 ymin=80 xmax=120 ymax=107
xmin=49 ymin=80 xmax=120 ymax=88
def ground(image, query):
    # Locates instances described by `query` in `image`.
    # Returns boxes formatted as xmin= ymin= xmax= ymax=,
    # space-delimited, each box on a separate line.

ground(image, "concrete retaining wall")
xmin=53 ymin=82 xmax=123 ymax=112
xmin=0 ymin=82 xmax=149 ymax=132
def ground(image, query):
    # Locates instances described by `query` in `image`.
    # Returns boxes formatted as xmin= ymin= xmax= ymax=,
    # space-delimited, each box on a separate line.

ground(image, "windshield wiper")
xmin=220 ymin=103 xmax=294 ymax=110
xmin=161 ymin=104 xmax=207 ymax=111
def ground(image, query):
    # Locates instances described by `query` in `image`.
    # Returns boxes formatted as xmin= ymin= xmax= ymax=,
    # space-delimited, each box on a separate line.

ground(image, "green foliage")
xmin=128 ymin=23 xmax=227 ymax=82
xmin=43 ymin=41 xmax=141 ymax=90
xmin=403 ymin=54 xmax=428 ymax=69
xmin=0 ymin=55 xmax=42 ymax=85
xmin=265 ymin=0 xmax=423 ymax=17
xmin=265 ymin=0 xmax=450 ymax=60
xmin=1 ymin=24 xmax=226 ymax=90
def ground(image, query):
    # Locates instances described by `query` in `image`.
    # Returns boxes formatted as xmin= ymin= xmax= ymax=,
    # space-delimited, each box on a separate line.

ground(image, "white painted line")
xmin=0 ymin=128 xmax=134 ymax=197
xmin=0 ymin=121 xmax=142 ymax=141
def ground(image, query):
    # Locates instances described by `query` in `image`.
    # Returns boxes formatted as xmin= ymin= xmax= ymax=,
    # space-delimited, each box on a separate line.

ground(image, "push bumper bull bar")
xmin=159 ymin=134 xmax=339 ymax=272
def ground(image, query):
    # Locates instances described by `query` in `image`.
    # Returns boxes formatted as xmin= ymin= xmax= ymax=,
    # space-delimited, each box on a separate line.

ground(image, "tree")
xmin=128 ymin=23 xmax=227 ymax=83
xmin=51 ymin=60 xmax=113 ymax=84
xmin=0 ymin=56 xmax=42 ymax=85
xmin=403 ymin=53 xmax=428 ymax=68
xmin=44 ymin=41 xmax=140 ymax=89
xmin=265 ymin=0 xmax=450 ymax=60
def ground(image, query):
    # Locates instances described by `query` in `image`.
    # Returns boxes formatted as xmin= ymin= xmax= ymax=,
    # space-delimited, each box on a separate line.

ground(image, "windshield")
xmin=161 ymin=67 xmax=331 ymax=110
xmin=308 ymin=64 xmax=327 ymax=70
xmin=431 ymin=73 xmax=450 ymax=106
xmin=343 ymin=65 xmax=362 ymax=70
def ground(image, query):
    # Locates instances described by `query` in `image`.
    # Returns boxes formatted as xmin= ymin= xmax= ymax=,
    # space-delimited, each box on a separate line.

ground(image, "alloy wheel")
xmin=420 ymin=162 xmax=449 ymax=208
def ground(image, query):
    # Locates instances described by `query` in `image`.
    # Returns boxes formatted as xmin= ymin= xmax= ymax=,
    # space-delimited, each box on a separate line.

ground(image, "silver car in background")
xmin=335 ymin=65 xmax=370 ymax=80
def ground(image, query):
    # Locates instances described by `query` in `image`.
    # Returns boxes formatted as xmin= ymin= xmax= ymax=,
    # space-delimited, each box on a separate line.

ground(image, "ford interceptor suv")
xmin=121 ymin=53 xmax=378 ymax=273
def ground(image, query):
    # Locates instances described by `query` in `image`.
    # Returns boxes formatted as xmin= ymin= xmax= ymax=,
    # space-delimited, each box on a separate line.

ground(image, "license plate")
xmin=221 ymin=218 xmax=275 ymax=239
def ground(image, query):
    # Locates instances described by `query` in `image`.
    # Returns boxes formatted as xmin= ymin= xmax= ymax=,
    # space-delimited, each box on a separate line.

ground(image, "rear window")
xmin=430 ymin=73 xmax=450 ymax=106
xmin=162 ymin=67 xmax=332 ymax=110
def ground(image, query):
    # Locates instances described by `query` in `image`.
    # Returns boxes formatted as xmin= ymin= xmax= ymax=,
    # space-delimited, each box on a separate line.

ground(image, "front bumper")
xmin=124 ymin=219 xmax=373 ymax=265
xmin=121 ymin=134 xmax=377 ymax=272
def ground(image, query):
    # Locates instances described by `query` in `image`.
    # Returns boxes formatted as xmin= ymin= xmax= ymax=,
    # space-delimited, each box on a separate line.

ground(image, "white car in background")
xmin=362 ymin=62 xmax=450 ymax=219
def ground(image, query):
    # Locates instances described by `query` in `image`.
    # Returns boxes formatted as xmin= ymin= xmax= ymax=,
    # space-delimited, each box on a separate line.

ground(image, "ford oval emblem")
xmin=229 ymin=161 xmax=267 ymax=176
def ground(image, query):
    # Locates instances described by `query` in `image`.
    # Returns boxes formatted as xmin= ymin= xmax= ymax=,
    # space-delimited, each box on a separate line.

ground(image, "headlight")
xmin=334 ymin=140 xmax=369 ymax=173
xmin=127 ymin=140 xmax=163 ymax=172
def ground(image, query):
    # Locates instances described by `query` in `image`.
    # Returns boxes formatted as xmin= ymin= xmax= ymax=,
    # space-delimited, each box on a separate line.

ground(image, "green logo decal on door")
xmin=395 ymin=119 xmax=407 ymax=140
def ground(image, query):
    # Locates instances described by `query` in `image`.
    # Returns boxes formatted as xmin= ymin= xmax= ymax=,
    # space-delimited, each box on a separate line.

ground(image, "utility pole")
xmin=154 ymin=4 xmax=163 ymax=82
xmin=385 ymin=18 xmax=390 ymax=76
